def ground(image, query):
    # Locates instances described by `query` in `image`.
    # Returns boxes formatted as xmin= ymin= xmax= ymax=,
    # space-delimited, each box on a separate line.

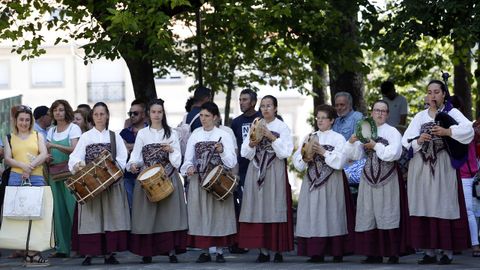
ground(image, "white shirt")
xmin=68 ymin=128 xmax=128 ymax=172
xmin=241 ymin=118 xmax=294 ymax=160
xmin=47 ymin=123 xmax=82 ymax=142
xmin=401 ymin=108 xmax=474 ymax=153
xmin=293 ymin=129 xmax=346 ymax=171
xmin=345 ymin=123 xmax=403 ymax=162
xmin=126 ymin=127 xmax=182 ymax=171
xmin=180 ymin=127 xmax=237 ymax=175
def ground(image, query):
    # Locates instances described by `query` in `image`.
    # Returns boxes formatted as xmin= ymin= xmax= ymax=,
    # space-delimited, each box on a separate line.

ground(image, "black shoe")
xmin=438 ymin=255 xmax=452 ymax=265
xmin=333 ymin=256 xmax=343 ymax=263
xmin=387 ymin=256 xmax=399 ymax=264
xmin=141 ymin=256 xmax=152 ymax=264
xmin=216 ymin=254 xmax=226 ymax=263
xmin=273 ymin=253 xmax=283 ymax=263
xmin=306 ymin=255 xmax=324 ymax=263
xmin=361 ymin=256 xmax=383 ymax=264
xmin=81 ymin=257 xmax=92 ymax=266
xmin=196 ymin=253 xmax=211 ymax=263
xmin=104 ymin=255 xmax=119 ymax=265
xmin=255 ymin=253 xmax=270 ymax=263
xmin=169 ymin=255 xmax=178 ymax=263
xmin=417 ymin=255 xmax=437 ymax=264
xmin=229 ymin=245 xmax=249 ymax=254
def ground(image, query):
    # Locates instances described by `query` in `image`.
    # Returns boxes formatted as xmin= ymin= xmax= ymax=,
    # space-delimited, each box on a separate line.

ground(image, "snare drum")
xmin=65 ymin=150 xmax=123 ymax=204
xmin=202 ymin=165 xmax=237 ymax=201
xmin=137 ymin=164 xmax=174 ymax=203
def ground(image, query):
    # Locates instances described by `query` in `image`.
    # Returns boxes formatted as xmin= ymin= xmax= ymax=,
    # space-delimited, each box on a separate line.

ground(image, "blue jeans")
xmin=8 ymin=172 xmax=45 ymax=186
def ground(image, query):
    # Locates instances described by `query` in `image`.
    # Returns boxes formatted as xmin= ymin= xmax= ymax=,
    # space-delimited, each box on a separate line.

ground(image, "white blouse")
xmin=345 ymin=123 xmax=403 ymax=162
xmin=47 ymin=123 xmax=82 ymax=142
xmin=68 ymin=128 xmax=128 ymax=172
xmin=293 ymin=129 xmax=346 ymax=171
xmin=241 ymin=118 xmax=293 ymax=160
xmin=126 ymin=127 xmax=182 ymax=171
xmin=180 ymin=127 xmax=237 ymax=175
xmin=401 ymin=108 xmax=473 ymax=153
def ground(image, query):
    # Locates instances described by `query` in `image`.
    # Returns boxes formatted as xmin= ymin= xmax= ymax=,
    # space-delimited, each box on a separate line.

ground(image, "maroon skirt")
xmin=238 ymin=166 xmax=294 ymax=252
xmin=187 ymin=234 xmax=236 ymax=249
xmin=71 ymin=206 xmax=129 ymax=256
xmin=355 ymin=169 xmax=413 ymax=257
xmin=409 ymin=172 xmax=470 ymax=250
xmin=297 ymin=172 xmax=355 ymax=257
xmin=129 ymin=230 xmax=188 ymax=256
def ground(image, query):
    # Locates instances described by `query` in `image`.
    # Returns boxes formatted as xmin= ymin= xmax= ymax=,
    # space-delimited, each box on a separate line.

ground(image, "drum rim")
xmin=202 ymin=165 xmax=223 ymax=187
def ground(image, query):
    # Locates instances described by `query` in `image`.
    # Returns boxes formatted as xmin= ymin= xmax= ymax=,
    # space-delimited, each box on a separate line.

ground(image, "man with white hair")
xmin=332 ymin=92 xmax=363 ymax=141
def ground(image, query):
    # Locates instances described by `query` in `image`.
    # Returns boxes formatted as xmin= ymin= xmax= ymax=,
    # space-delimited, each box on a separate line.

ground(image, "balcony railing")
xmin=87 ymin=82 xmax=125 ymax=102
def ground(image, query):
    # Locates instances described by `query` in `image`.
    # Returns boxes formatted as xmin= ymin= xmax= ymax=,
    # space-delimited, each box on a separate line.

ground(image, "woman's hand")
xmin=417 ymin=133 xmax=432 ymax=145
xmin=431 ymin=125 xmax=452 ymax=137
xmin=312 ymin=142 xmax=325 ymax=156
xmin=130 ymin=163 xmax=140 ymax=174
xmin=215 ymin=142 xmax=224 ymax=153
xmin=161 ymin=144 xmax=174 ymax=153
xmin=262 ymin=128 xmax=277 ymax=142
xmin=249 ymin=140 xmax=259 ymax=148
xmin=46 ymin=142 xmax=54 ymax=150
xmin=349 ymin=134 xmax=358 ymax=144
xmin=21 ymin=171 xmax=31 ymax=180
xmin=363 ymin=139 xmax=376 ymax=150
xmin=187 ymin=166 xmax=196 ymax=176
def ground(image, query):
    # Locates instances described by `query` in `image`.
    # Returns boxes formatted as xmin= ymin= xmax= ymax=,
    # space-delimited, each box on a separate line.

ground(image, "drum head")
xmin=202 ymin=166 xmax=221 ymax=187
xmin=355 ymin=117 xmax=377 ymax=143
xmin=138 ymin=166 xmax=161 ymax=181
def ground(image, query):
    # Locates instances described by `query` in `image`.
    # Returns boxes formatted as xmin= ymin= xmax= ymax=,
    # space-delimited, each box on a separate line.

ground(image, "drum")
xmin=355 ymin=117 xmax=377 ymax=143
xmin=250 ymin=117 xmax=265 ymax=143
xmin=137 ymin=164 xmax=174 ymax=203
xmin=301 ymin=133 xmax=318 ymax=161
xmin=65 ymin=150 xmax=123 ymax=204
xmin=202 ymin=165 xmax=238 ymax=201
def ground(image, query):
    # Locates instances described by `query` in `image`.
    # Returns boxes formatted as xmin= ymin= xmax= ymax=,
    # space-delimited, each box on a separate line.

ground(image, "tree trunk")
xmin=123 ymin=56 xmax=157 ymax=102
xmin=453 ymin=40 xmax=472 ymax=120
xmin=224 ymin=61 xmax=237 ymax=126
xmin=312 ymin=62 xmax=327 ymax=108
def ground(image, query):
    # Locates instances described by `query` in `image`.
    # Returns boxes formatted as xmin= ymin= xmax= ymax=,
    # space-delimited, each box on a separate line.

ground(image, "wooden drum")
xmin=137 ymin=164 xmax=174 ymax=203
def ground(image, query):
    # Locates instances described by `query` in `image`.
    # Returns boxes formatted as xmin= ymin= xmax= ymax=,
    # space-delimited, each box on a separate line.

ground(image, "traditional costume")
xmin=293 ymin=129 xmax=355 ymax=261
xmin=68 ymin=128 xmax=130 ymax=256
xmin=238 ymin=118 xmax=294 ymax=255
xmin=126 ymin=127 xmax=188 ymax=260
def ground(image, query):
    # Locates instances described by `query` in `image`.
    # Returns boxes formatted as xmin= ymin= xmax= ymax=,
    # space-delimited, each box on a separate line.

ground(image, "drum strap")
xmin=109 ymin=131 xmax=117 ymax=161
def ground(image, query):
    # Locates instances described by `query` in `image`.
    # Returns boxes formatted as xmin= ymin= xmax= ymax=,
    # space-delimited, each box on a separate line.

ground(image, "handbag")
xmin=0 ymin=186 xmax=54 ymax=251
xmin=49 ymin=161 xmax=72 ymax=181
xmin=3 ymin=185 xmax=44 ymax=220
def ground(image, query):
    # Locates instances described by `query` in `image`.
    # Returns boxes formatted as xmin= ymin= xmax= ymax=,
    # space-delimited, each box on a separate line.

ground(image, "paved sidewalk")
xmin=0 ymin=249 xmax=479 ymax=269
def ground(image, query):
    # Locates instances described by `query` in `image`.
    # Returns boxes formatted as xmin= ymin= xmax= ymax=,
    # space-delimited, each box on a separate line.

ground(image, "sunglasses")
xmin=16 ymin=105 xmax=32 ymax=113
xmin=128 ymin=111 xmax=140 ymax=117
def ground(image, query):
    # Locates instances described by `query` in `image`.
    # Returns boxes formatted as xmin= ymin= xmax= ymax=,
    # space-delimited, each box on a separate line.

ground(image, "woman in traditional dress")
xmin=46 ymin=100 xmax=81 ymax=258
xmin=68 ymin=102 xmax=130 ymax=266
xmin=126 ymin=98 xmax=188 ymax=263
xmin=180 ymin=101 xmax=237 ymax=263
xmin=4 ymin=105 xmax=49 ymax=267
xmin=345 ymin=100 xmax=410 ymax=264
xmin=238 ymin=95 xmax=294 ymax=263
xmin=293 ymin=104 xmax=354 ymax=263
xmin=401 ymin=80 xmax=472 ymax=265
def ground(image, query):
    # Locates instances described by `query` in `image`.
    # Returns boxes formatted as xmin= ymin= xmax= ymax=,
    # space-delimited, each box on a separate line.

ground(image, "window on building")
xmin=30 ymin=59 xmax=64 ymax=88
xmin=0 ymin=61 xmax=9 ymax=89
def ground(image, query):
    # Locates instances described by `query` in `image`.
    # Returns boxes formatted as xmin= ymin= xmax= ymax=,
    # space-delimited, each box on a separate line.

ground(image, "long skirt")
xmin=186 ymin=174 xmax=237 ymax=248
xmin=49 ymin=176 xmax=76 ymax=255
xmin=238 ymin=160 xmax=294 ymax=252
xmin=355 ymin=168 xmax=412 ymax=257
xmin=129 ymin=173 xmax=188 ymax=256
xmin=71 ymin=179 xmax=131 ymax=255
xmin=297 ymin=172 xmax=355 ymax=257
